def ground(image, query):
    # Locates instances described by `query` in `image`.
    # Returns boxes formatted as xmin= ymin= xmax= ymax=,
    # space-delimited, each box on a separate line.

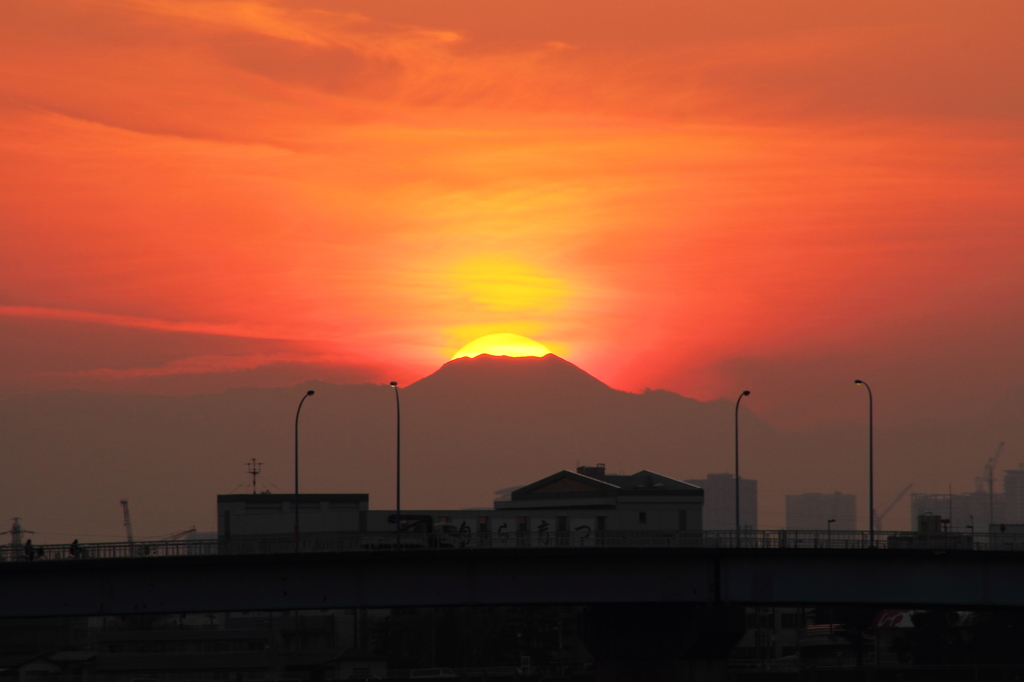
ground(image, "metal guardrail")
xmin=2 ymin=529 xmax=1021 ymax=562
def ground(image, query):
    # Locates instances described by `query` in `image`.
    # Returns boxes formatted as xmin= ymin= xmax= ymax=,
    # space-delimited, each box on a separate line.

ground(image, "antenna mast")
xmin=120 ymin=499 xmax=134 ymax=546
xmin=247 ymin=458 xmax=263 ymax=494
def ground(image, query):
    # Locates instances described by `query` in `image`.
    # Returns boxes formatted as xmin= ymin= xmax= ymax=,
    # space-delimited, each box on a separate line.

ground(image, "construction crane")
xmin=980 ymin=442 xmax=1006 ymax=528
xmin=874 ymin=484 xmax=913 ymax=531
xmin=160 ymin=527 xmax=196 ymax=541
xmin=120 ymin=499 xmax=134 ymax=546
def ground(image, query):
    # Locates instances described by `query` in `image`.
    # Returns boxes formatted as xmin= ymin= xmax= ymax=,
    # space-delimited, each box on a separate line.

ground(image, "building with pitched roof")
xmin=217 ymin=464 xmax=704 ymax=545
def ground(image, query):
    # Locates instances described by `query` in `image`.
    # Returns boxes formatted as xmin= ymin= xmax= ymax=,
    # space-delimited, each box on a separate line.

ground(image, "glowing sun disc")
xmin=452 ymin=333 xmax=552 ymax=360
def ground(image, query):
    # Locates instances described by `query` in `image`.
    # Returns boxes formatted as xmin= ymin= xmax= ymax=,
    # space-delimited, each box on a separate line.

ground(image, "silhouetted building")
xmin=496 ymin=465 xmax=704 ymax=532
xmin=219 ymin=465 xmax=705 ymax=543
xmin=92 ymin=613 xmax=369 ymax=679
xmin=730 ymin=608 xmax=803 ymax=662
xmin=909 ymin=466 xmax=1024 ymax=533
xmin=910 ymin=491 xmax=994 ymax=532
xmin=219 ymin=494 xmax=368 ymax=541
xmin=786 ymin=493 xmax=855 ymax=531
xmin=1002 ymin=466 xmax=1024 ymax=525
xmin=684 ymin=473 xmax=757 ymax=530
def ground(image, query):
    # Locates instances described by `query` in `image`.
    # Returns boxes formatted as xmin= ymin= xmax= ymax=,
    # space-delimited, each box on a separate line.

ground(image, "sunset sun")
xmin=452 ymin=333 xmax=552 ymax=360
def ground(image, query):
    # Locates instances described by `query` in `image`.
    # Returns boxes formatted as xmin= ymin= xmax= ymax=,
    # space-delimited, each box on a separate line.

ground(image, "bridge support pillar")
xmin=580 ymin=604 xmax=745 ymax=682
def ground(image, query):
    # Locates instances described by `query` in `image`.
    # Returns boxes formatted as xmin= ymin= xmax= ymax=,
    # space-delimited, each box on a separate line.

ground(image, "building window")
xmin=639 ymin=512 xmax=647 ymax=524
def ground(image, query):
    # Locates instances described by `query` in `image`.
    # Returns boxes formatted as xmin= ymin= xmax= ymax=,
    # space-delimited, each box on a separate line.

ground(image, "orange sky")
xmin=1 ymin=0 xmax=1022 ymax=428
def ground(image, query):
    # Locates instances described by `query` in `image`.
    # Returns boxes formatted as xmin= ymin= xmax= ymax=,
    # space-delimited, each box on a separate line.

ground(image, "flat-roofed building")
xmin=910 ymin=491 xmax=993 ymax=533
xmin=219 ymin=493 xmax=368 ymax=541
xmin=217 ymin=464 xmax=704 ymax=545
xmin=1002 ymin=466 xmax=1024 ymax=525
xmin=684 ymin=473 xmax=757 ymax=530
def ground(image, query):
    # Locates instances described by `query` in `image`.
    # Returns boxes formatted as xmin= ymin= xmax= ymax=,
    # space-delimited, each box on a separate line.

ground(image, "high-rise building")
xmin=1002 ymin=466 xmax=1024 ymax=525
xmin=684 ymin=473 xmax=757 ymax=530
xmin=786 ymin=492 xmax=856 ymax=531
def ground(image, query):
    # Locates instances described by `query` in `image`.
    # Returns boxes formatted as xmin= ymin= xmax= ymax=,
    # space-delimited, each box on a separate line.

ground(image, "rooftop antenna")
xmin=247 ymin=458 xmax=263 ymax=494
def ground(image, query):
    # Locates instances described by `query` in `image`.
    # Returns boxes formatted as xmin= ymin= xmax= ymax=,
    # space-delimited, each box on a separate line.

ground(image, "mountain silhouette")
xmin=0 ymin=354 xmax=1021 ymax=542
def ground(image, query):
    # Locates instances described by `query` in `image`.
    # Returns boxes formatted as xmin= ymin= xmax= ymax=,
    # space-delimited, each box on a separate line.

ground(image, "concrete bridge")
xmin=2 ymin=544 xmax=1024 ymax=619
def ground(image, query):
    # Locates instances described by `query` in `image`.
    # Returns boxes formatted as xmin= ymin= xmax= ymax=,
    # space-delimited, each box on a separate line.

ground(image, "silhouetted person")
xmin=24 ymin=539 xmax=33 ymax=561
xmin=69 ymin=539 xmax=80 ymax=558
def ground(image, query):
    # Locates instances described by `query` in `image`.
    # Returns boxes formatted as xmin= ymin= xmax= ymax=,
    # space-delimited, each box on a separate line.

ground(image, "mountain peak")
xmin=407 ymin=353 xmax=612 ymax=395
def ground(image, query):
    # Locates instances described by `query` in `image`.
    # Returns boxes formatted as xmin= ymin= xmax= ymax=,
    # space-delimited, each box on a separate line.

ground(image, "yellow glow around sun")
xmin=452 ymin=333 xmax=552 ymax=360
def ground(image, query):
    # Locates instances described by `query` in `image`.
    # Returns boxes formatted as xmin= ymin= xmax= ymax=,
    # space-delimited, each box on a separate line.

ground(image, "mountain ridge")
xmin=0 ymin=354 xmax=1020 ymax=541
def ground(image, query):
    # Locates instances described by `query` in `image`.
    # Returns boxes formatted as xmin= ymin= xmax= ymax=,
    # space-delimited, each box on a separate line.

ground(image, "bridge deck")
xmin=2 ymin=545 xmax=1024 ymax=618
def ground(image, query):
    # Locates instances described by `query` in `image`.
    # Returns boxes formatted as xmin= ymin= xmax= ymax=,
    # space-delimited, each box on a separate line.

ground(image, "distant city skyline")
xmin=0 ymin=354 xmax=1020 ymax=544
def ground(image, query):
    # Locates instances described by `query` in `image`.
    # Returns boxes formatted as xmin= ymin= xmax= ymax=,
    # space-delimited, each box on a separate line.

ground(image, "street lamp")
xmin=390 ymin=381 xmax=401 ymax=548
xmin=294 ymin=389 xmax=315 ymax=550
xmin=827 ymin=518 xmax=836 ymax=547
xmin=854 ymin=380 xmax=874 ymax=548
xmin=735 ymin=390 xmax=751 ymax=544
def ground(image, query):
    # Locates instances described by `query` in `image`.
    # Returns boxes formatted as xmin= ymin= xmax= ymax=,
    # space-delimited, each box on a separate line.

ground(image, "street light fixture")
xmin=294 ymin=389 xmax=315 ymax=550
xmin=854 ymin=379 xmax=874 ymax=548
xmin=827 ymin=518 xmax=836 ymax=547
xmin=390 ymin=381 xmax=401 ymax=549
xmin=735 ymin=390 xmax=751 ymax=544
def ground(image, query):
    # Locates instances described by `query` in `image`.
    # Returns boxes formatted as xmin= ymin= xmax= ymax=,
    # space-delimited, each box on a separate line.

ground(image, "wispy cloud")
xmin=0 ymin=305 xmax=319 ymax=342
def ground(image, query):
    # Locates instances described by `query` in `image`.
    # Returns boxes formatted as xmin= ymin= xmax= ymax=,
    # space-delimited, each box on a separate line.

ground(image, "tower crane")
xmin=160 ymin=527 xmax=197 ymax=541
xmin=874 ymin=484 xmax=913 ymax=531
xmin=120 ymin=499 xmax=134 ymax=546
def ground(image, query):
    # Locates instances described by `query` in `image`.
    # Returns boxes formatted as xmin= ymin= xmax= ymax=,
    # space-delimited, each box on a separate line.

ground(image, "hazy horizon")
xmin=1 ymin=353 xmax=1020 ymax=545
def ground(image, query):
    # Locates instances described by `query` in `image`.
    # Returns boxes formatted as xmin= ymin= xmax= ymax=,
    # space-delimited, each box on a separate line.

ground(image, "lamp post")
xmin=735 ymin=390 xmax=751 ymax=545
xmin=827 ymin=518 xmax=836 ymax=547
xmin=390 ymin=381 xmax=401 ymax=548
xmin=854 ymin=379 xmax=874 ymax=548
xmin=294 ymin=389 xmax=315 ymax=550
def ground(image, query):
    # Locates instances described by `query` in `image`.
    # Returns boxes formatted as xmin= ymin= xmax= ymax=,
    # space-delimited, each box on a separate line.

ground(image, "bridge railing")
xmin=2 ymin=529 xmax=1020 ymax=562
